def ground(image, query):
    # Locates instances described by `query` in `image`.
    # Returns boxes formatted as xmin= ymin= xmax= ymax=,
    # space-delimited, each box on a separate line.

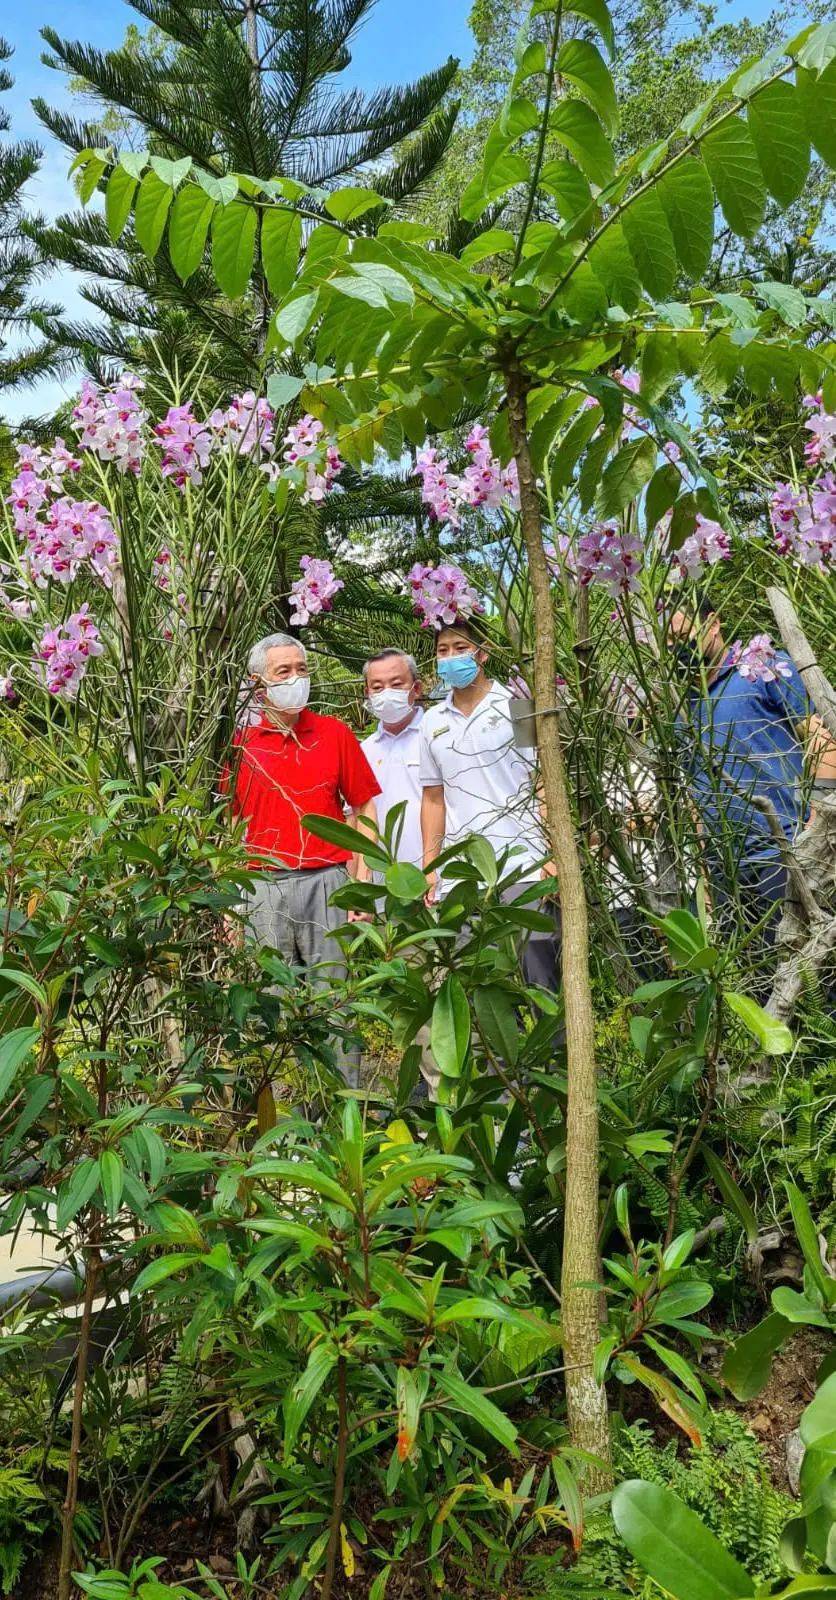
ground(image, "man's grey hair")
xmin=362 ymin=648 xmax=420 ymax=685
xmin=248 ymin=632 xmax=308 ymax=677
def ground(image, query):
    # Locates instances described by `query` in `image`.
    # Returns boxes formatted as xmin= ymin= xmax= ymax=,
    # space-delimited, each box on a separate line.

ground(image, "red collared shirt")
xmin=228 ymin=710 xmax=380 ymax=870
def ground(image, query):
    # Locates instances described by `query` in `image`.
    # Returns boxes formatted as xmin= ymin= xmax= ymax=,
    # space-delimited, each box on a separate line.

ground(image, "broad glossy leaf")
xmin=588 ymin=224 xmax=641 ymax=312
xmin=612 ymin=1480 xmax=755 ymax=1599
xmin=195 ymin=169 xmax=238 ymax=205
xmin=168 ymin=185 xmax=215 ymax=282
xmin=119 ymin=150 xmax=148 ymax=180
xmin=78 ymin=156 xmax=107 ymax=205
xmin=261 ymin=207 xmax=302 ymax=297
xmin=473 ymin=986 xmax=520 ymax=1065
xmin=384 ymin=862 xmax=428 ymax=903
xmin=724 ymin=991 xmax=793 ymax=1054
xmin=134 ymin=172 xmax=174 ymax=258
xmin=104 ymin=166 xmax=137 ymax=242
xmin=622 ymin=189 xmax=677 ymax=299
xmin=275 ymin=290 xmax=319 ymax=345
xmin=794 ymin=21 xmax=836 ymax=72
xmin=758 ymin=280 xmax=808 ymax=326
xmin=438 ymin=1371 xmax=519 ymax=1453
xmin=149 ymin=155 xmax=192 ymax=189
xmin=702 ymin=118 xmax=767 ymax=237
xmin=266 ymin=373 xmax=306 ymax=407
xmin=657 ymin=158 xmax=714 ymax=278
xmin=460 ymin=151 xmax=530 ymax=221
xmin=557 ymin=39 xmax=618 ymax=135
xmin=748 ymin=81 xmax=810 ymax=204
xmin=596 ymin=436 xmax=656 ymax=518
xmin=721 ymin=1311 xmax=791 ymax=1400
xmin=431 ymin=976 xmax=471 ymax=1079
xmin=301 ymin=812 xmax=388 ymax=863
xmin=350 ymin=260 xmax=414 ymax=305
xmin=212 ymin=201 xmax=257 ymax=298
xmin=538 ymin=158 xmax=593 ymax=219
xmin=550 ymin=100 xmax=615 ymax=186
xmin=771 ymin=1287 xmax=832 ymax=1327
xmin=460 ymin=228 xmax=515 ymax=266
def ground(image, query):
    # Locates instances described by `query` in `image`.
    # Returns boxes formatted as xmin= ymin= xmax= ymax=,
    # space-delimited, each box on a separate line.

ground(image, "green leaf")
xmin=104 ymin=166 xmax=137 ymax=242
xmin=366 ymin=1154 xmax=471 ymax=1217
xmin=195 ymin=169 xmax=239 ymax=205
xmin=612 ymin=1480 xmax=755 ymax=1599
xmin=796 ymin=58 xmax=836 ymax=168
xmin=132 ymin=1253 xmax=202 ymax=1294
xmin=564 ymin=0 xmax=615 ymax=57
xmin=301 ymin=812 xmax=389 ymax=864
xmin=284 ymin=1344 xmax=339 ymax=1458
xmin=329 ymin=274 xmax=388 ymax=308
xmin=149 ymin=155 xmax=192 ymax=189
xmin=119 ymin=150 xmax=148 ymax=181
xmin=645 ymin=463 xmax=682 ymax=533
xmin=549 ymin=100 xmax=614 ymax=186
xmin=653 ymin=1282 xmax=713 ymax=1322
xmin=212 ymin=201 xmax=257 ymax=298
xmin=99 ymin=1151 xmax=124 ymax=1220
xmin=538 ymin=158 xmax=593 ymax=220
xmin=588 ymin=224 xmax=641 ymax=312
xmin=437 ymin=1371 xmax=519 ymax=1454
xmin=800 ymin=1372 xmax=836 ymax=1454
xmin=0 ymin=1027 xmax=39 ymax=1100
xmin=596 ymin=436 xmax=656 ymax=518
xmin=622 ymin=189 xmax=677 ymax=299
xmin=384 ymin=862 xmax=428 ymax=903
xmin=702 ymin=1148 xmax=758 ymax=1244
xmin=348 ymin=260 xmax=415 ymax=305
xmin=436 ymin=1297 xmax=550 ymax=1332
xmin=460 ymin=228 xmax=516 ymax=266
xmin=324 ymin=186 xmax=384 ymax=222
xmin=134 ymin=171 xmax=174 ymax=259
xmin=78 ymin=156 xmax=107 ymax=205
xmin=466 ymin=835 xmax=498 ymax=886
xmin=266 ymin=373 xmax=306 ymax=407
xmin=168 ymin=185 xmax=215 ymax=282
xmin=747 ymin=81 xmax=810 ymax=204
xmin=56 ymin=1157 xmax=101 ymax=1232
xmin=786 ymin=1181 xmax=836 ymax=1305
xmin=758 ymin=280 xmax=808 ymax=326
xmin=721 ymin=1311 xmax=791 ymax=1400
xmin=460 ymin=152 xmax=530 ymax=221
xmin=557 ymin=40 xmax=618 ymax=136
xmin=245 ymin=1159 xmax=355 ymax=1210
xmin=657 ymin=159 xmax=715 ymax=278
xmin=723 ymin=992 xmax=793 ymax=1054
xmin=431 ymin=976 xmax=471 ymax=1079
xmin=771 ymin=1286 xmax=832 ymax=1327
xmin=795 ymin=22 xmax=836 ymax=71
xmin=513 ymin=40 xmax=547 ymax=87
xmin=643 ymin=1333 xmax=706 ymax=1404
xmin=578 ymin=430 xmax=611 ymax=511
xmin=701 ymin=118 xmax=767 ymax=237
xmin=473 ymin=986 xmax=520 ymax=1065
xmin=275 ymin=291 xmax=319 ymax=346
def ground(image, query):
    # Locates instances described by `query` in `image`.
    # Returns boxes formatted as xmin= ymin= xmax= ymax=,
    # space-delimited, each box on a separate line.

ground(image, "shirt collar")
xmin=375 ymin=706 xmax=424 ymax=740
xmin=444 ymin=681 xmax=505 ymax=716
xmin=255 ymin=707 xmax=315 ymax=737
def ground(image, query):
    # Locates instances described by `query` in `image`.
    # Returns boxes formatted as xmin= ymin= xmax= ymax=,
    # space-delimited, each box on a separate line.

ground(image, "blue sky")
xmin=3 ymin=0 xmax=475 ymax=419
xmin=0 ymin=0 xmax=790 ymax=419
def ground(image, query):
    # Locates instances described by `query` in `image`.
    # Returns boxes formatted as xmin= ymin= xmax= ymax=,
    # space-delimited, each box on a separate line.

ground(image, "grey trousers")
xmin=243 ymin=866 xmax=359 ymax=1087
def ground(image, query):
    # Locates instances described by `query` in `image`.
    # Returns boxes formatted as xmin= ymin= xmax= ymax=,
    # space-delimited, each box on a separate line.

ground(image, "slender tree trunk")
xmin=242 ymin=0 xmax=271 ymax=356
xmin=504 ymin=359 xmax=610 ymax=1481
xmin=58 ymin=1251 xmax=100 ymax=1600
xmin=320 ymin=1357 xmax=349 ymax=1600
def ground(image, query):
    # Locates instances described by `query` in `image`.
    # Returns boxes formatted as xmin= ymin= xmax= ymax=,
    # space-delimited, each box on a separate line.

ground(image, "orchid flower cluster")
xmin=407 ymin=563 xmax=484 ymax=629
xmin=72 ymin=374 xmax=147 ymax=475
xmin=36 ymin=605 xmax=103 ymax=698
xmin=7 ymin=442 xmax=119 ymax=592
xmin=288 ymin=556 xmax=345 ymax=626
xmin=727 ymin=633 xmax=792 ymax=684
xmin=577 ymin=524 xmax=644 ymax=597
xmin=770 ymin=398 xmax=836 ymax=572
xmin=278 ymin=415 xmax=345 ymax=503
xmin=415 ymin=426 xmax=519 ymax=527
xmin=674 ymin=515 xmax=732 ymax=580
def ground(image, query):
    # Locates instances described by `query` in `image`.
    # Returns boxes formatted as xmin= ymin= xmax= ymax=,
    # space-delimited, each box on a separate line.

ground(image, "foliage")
xmin=28 ymin=0 xmax=459 ymax=386
xmin=0 ymin=39 xmax=60 ymax=402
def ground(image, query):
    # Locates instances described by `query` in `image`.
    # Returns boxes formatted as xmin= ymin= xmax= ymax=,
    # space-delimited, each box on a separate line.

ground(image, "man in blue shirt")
xmin=670 ymin=598 xmax=836 ymax=945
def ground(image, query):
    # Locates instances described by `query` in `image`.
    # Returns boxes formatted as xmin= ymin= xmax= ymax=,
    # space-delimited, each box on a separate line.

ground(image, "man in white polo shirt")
xmin=362 ymin=648 xmax=424 ymax=865
xmin=419 ymin=619 xmax=560 ymax=992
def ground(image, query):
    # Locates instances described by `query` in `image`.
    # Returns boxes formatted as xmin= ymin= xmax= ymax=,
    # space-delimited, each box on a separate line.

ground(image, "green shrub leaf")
xmin=612 ymin=1479 xmax=755 ymax=1599
xmin=212 ymin=200 xmax=257 ymax=298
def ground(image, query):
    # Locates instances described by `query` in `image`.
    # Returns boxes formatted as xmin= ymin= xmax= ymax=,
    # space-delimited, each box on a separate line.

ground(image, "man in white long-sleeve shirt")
xmin=362 ymin=649 xmax=425 ymax=865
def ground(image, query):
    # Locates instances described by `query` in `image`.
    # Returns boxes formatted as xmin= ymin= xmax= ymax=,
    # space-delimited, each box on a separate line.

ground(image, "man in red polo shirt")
xmin=229 ymin=631 xmax=380 ymax=1085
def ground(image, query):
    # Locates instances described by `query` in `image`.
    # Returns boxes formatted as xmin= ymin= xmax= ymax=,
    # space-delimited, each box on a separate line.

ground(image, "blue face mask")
xmin=437 ymin=652 xmax=479 ymax=689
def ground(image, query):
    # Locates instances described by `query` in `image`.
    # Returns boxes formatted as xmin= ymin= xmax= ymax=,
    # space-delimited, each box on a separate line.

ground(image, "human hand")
xmin=424 ymin=872 xmax=438 ymax=908
xmin=347 ymin=907 xmax=373 ymax=923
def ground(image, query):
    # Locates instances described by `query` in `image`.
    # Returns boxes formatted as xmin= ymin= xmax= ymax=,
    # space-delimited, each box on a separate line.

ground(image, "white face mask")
xmin=265 ymin=675 xmax=310 ymax=712
xmin=366 ymin=687 xmax=413 ymax=724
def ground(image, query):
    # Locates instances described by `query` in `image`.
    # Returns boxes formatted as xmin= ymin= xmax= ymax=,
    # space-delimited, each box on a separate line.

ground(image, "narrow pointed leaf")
xmin=431 ymin=975 xmax=471 ymax=1079
xmin=722 ymin=1311 xmax=791 ymax=1399
xmin=284 ymin=1344 xmax=339 ymax=1457
xmin=438 ymin=1371 xmax=519 ymax=1454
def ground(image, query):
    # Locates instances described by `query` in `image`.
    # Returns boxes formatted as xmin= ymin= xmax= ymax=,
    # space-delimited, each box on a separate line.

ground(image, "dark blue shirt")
xmin=684 ymin=654 xmax=810 ymax=869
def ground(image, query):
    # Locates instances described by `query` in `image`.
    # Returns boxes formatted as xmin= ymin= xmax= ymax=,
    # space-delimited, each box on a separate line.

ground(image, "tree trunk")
xmin=504 ymin=360 xmax=610 ymax=1480
xmin=58 ymin=1252 xmax=100 ymax=1600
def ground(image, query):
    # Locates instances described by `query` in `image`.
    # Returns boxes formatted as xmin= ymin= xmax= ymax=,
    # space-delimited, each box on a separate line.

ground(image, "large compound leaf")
xmin=212 ymin=200 xmax=257 ymax=298
xmin=134 ymin=171 xmax=174 ymax=258
xmin=550 ymin=100 xmax=615 ymax=185
xmin=557 ymin=40 xmax=619 ymax=136
xmin=168 ymin=185 xmax=215 ymax=282
xmin=622 ymin=189 xmax=678 ymax=298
